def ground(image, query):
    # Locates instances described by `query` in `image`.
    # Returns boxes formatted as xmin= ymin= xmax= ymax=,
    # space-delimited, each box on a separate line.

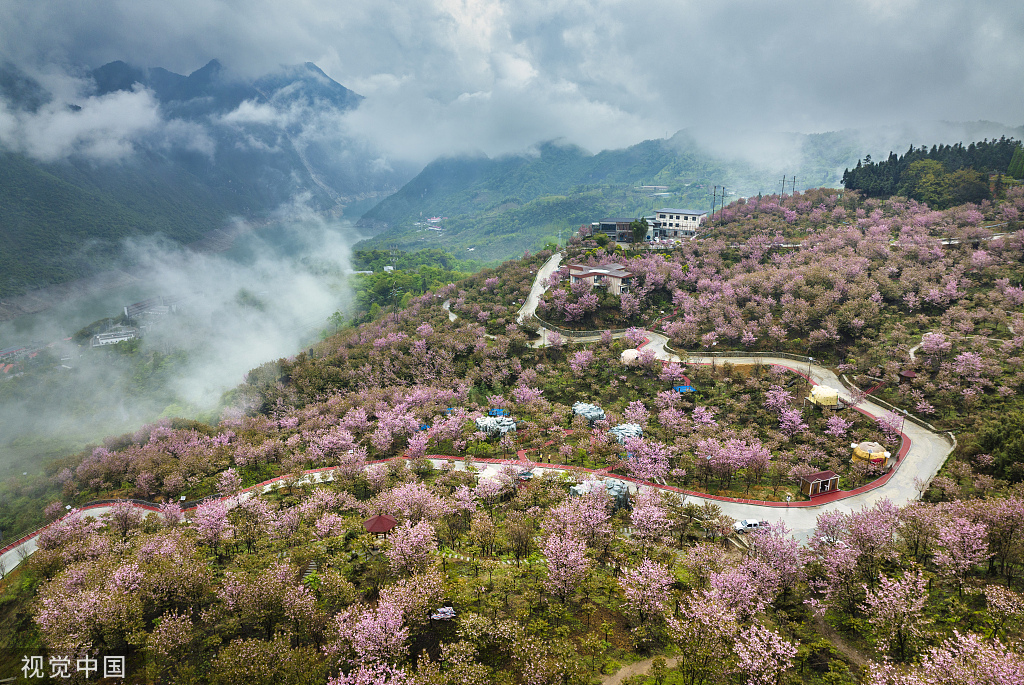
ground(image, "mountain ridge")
xmin=0 ymin=60 xmax=409 ymax=298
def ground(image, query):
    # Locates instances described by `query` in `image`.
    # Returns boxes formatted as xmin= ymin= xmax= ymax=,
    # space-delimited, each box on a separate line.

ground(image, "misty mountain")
xmin=356 ymin=130 xmax=855 ymax=260
xmin=0 ymin=60 xmax=413 ymax=298
xmin=357 ymin=123 xmax=1024 ymax=262
xmin=91 ymin=59 xmax=363 ymax=118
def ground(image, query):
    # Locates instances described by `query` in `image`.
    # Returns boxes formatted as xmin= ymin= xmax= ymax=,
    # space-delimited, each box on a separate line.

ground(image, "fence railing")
xmin=529 ymin=314 xmax=634 ymax=339
xmin=839 ymin=374 xmax=954 ymax=444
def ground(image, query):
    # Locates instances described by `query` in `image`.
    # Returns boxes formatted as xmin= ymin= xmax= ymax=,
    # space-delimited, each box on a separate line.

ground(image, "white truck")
xmin=733 ymin=519 xmax=769 ymax=534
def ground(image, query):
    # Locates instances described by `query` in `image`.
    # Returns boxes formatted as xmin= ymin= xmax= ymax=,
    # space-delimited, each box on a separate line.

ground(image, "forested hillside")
xmin=841 ymin=137 xmax=1021 ymax=207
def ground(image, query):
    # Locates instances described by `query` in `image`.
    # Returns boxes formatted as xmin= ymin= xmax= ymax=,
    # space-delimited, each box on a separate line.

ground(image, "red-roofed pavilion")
xmin=363 ymin=514 xmax=398 ymax=537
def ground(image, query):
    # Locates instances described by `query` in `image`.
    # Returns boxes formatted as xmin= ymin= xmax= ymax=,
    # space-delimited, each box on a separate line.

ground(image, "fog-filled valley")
xmin=0 ymin=208 xmax=360 ymax=478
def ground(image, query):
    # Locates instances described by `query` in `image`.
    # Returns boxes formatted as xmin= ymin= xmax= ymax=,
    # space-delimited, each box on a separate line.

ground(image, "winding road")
xmin=513 ymin=252 xmax=954 ymax=541
xmin=0 ymin=251 xmax=955 ymax=571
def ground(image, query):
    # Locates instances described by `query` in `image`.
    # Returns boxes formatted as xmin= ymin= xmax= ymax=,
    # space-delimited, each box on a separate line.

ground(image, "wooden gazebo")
xmin=363 ymin=514 xmax=398 ymax=538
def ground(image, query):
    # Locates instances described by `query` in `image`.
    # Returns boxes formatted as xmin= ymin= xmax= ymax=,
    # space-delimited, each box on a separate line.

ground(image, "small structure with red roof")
xmin=799 ymin=470 xmax=841 ymax=498
xmin=363 ymin=514 xmax=398 ymax=538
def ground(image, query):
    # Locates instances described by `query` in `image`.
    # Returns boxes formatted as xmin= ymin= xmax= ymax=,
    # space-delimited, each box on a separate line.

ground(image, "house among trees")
xmin=590 ymin=217 xmax=640 ymax=242
xmin=798 ymin=470 xmax=841 ymax=498
xmin=588 ymin=209 xmax=707 ymax=244
xmin=567 ymin=263 xmax=634 ymax=295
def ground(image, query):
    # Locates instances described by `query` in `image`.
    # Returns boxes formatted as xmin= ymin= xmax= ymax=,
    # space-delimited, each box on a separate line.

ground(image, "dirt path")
xmin=813 ymin=616 xmax=869 ymax=669
xmin=602 ymin=656 xmax=679 ymax=685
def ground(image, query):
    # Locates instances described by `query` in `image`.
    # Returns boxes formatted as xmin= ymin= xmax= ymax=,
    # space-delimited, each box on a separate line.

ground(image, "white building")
xmin=653 ymin=208 xmax=707 ymax=239
xmin=91 ymin=327 xmax=139 ymax=347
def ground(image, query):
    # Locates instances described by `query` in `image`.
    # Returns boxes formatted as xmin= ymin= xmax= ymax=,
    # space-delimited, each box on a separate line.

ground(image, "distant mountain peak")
xmin=187 ymin=59 xmax=223 ymax=82
xmin=88 ymin=59 xmax=362 ymax=114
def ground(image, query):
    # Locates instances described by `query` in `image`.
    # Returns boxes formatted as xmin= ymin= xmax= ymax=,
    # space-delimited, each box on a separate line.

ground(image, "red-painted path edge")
xmin=1 ymin=364 xmax=912 ymax=559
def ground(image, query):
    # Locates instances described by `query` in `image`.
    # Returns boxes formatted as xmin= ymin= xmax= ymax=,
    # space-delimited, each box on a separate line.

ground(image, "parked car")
xmin=733 ymin=519 xmax=769 ymax=534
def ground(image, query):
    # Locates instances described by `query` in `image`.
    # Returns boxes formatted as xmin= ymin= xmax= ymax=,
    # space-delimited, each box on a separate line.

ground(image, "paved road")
xmin=520 ymin=268 xmax=954 ymax=543
xmin=2 ymin=259 xmax=956 ymax=569
xmin=517 ymin=252 xmax=563 ymax=325
xmin=637 ymin=350 xmax=953 ymax=541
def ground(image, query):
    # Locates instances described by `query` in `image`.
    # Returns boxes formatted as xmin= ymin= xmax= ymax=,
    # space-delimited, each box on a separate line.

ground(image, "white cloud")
xmin=0 ymin=0 xmax=1021 ymax=164
xmin=0 ymin=85 xmax=163 ymax=161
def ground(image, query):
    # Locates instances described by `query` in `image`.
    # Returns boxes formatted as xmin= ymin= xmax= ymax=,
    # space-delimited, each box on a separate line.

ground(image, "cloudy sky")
xmin=1 ymin=0 xmax=1022 ymax=163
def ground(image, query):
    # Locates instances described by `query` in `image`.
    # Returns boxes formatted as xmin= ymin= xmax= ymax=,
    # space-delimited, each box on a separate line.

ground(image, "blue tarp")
xmin=673 ymin=385 xmax=696 ymax=393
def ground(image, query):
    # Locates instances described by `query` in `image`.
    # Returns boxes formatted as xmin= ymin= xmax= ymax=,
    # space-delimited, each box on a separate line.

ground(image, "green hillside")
xmin=0 ymin=151 xmax=236 ymax=295
xmin=356 ymin=131 xmax=864 ymax=261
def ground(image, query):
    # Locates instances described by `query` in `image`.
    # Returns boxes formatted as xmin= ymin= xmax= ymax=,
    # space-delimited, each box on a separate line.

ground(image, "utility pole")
xmin=780 ymin=175 xmax=786 ymax=198
xmin=792 ymin=177 xmax=796 ymax=195
xmin=710 ymin=186 xmax=718 ymax=225
xmin=720 ymin=186 xmax=726 ymax=219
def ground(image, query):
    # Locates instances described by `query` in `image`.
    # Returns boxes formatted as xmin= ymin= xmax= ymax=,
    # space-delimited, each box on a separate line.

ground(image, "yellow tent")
xmin=808 ymin=386 xmax=839 ymax=408
xmin=851 ymin=441 xmax=889 ymax=464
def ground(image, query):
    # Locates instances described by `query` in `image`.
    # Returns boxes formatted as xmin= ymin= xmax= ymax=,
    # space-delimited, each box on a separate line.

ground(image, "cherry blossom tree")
xmin=542 ymin=533 xmax=592 ymax=604
xmin=192 ymin=499 xmax=233 ymax=556
xmin=159 ymin=501 xmax=183 ymax=527
xmin=623 ymin=437 xmax=670 ymax=481
xmin=825 ymin=415 xmax=854 ymax=438
xmin=861 ymin=568 xmax=931 ymax=661
xmin=618 ymin=558 xmax=673 ymax=628
xmin=385 ymin=520 xmax=437 ymax=575
xmin=105 ymin=501 xmax=143 ymax=540
xmin=763 ymin=385 xmax=793 ymax=414
xmin=749 ymin=522 xmax=803 ymax=596
xmin=667 ymin=594 xmax=738 ymax=685
xmin=777 ymin=409 xmax=808 ymax=437
xmin=733 ymin=624 xmax=798 ymax=685
xmin=217 ymin=468 xmax=243 ymax=495
xmin=569 ymin=350 xmax=594 ymax=375
xmin=934 ymin=517 xmax=988 ymax=594
xmin=544 ymin=489 xmax=612 ymax=550
xmin=630 ymin=488 xmax=672 ymax=550
xmin=623 ymin=400 xmax=650 ymax=426
xmin=985 ymin=585 xmax=1024 ymax=639
xmin=328 ymin=664 xmax=408 ymax=685
xmin=867 ymin=631 xmax=1024 ymax=685
xmin=329 ymin=598 xmax=408 ymax=666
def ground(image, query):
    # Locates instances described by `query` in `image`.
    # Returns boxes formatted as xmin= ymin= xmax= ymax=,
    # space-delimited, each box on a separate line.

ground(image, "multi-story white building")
xmin=652 ymin=208 xmax=706 ymax=238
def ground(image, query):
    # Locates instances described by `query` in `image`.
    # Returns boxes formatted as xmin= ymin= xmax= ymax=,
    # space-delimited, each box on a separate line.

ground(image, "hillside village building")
xmin=90 ymin=326 xmax=139 ymax=347
xmin=591 ymin=218 xmax=638 ymax=243
xmin=590 ymin=208 xmax=707 ymax=243
xmin=567 ymin=263 xmax=634 ymax=295
xmin=653 ymin=208 xmax=707 ymax=238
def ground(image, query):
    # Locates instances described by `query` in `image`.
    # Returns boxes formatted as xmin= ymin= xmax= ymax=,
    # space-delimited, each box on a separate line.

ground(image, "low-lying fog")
xmin=0 ymin=200 xmax=359 ymax=477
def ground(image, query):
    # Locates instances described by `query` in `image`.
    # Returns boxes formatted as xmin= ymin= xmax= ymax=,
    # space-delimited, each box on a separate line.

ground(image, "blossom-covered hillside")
xmin=2 ymin=187 xmax=1024 ymax=684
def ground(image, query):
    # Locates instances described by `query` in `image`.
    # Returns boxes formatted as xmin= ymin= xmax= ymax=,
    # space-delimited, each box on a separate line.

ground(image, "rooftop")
xmin=568 ymin=263 xmax=633 ymax=279
xmin=656 ymin=208 xmax=707 ymax=215
xmin=799 ymin=470 xmax=839 ymax=482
